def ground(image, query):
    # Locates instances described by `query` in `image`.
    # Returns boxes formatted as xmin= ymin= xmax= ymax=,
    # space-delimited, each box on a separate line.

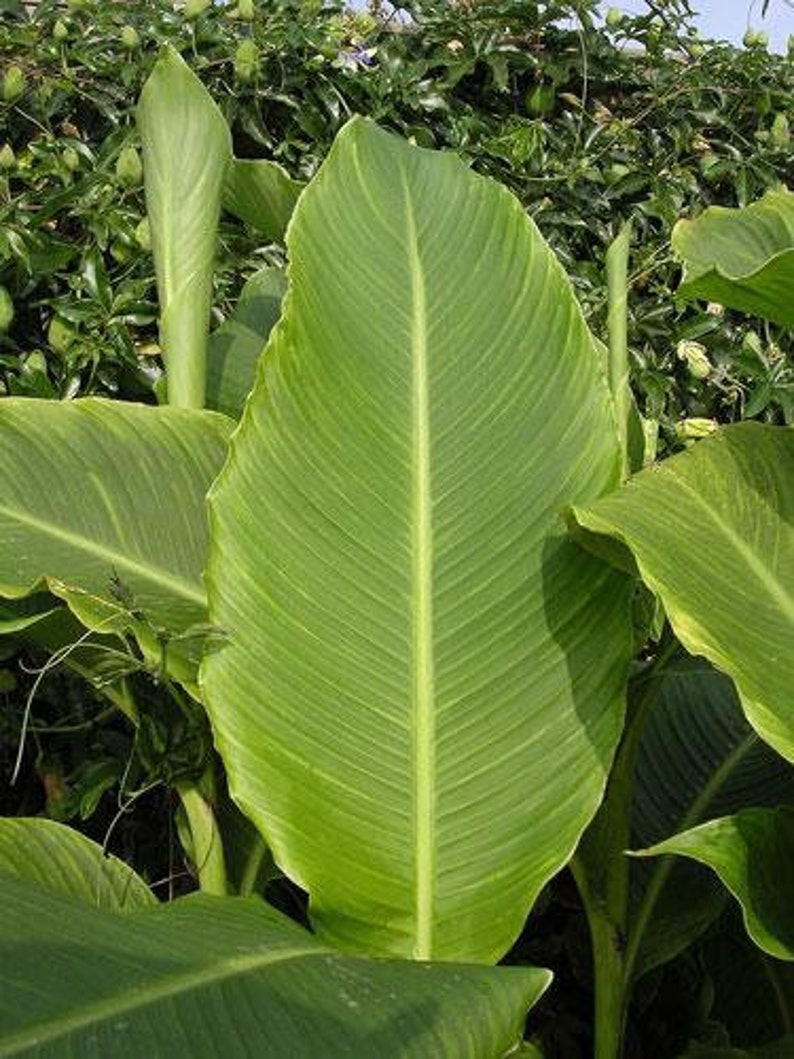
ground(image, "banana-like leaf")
xmin=0 ymin=398 xmax=232 ymax=681
xmin=628 ymin=659 xmax=794 ymax=978
xmin=0 ymin=817 xmax=155 ymax=911
xmin=681 ymin=1041 xmax=794 ymax=1059
xmin=206 ymin=267 xmax=286 ymax=418
xmin=635 ymin=807 xmax=794 ymax=961
xmin=570 ymin=423 xmax=794 ymax=763
xmin=223 ymin=158 xmax=303 ymax=243
xmin=138 ymin=45 xmax=232 ymax=409
xmin=0 ymin=594 xmax=58 ymax=633
xmin=672 ymin=189 xmax=794 ymax=326
xmin=203 ymin=117 xmax=632 ymax=963
xmin=0 ymin=850 xmax=550 ymax=1058
xmin=700 ymin=930 xmax=794 ymax=1052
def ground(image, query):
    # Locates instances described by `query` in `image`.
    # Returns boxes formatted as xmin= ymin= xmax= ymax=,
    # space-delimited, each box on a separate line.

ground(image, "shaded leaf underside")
xmin=0 ymin=871 xmax=549 ymax=1059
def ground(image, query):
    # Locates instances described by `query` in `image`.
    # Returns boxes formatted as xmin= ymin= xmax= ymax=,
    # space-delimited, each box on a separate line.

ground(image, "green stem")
xmin=573 ymin=636 xmax=680 ymax=1059
xmin=238 ymin=834 xmax=270 ymax=897
xmin=571 ymin=856 xmax=628 ymax=1059
xmin=177 ymin=781 xmax=229 ymax=896
xmin=606 ymin=222 xmax=632 ymax=481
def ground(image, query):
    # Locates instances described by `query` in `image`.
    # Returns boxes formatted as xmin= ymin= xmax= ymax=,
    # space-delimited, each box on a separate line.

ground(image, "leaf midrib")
xmin=405 ymin=182 xmax=435 ymax=961
xmin=0 ymin=942 xmax=320 ymax=1054
xmin=0 ymin=503 xmax=205 ymax=607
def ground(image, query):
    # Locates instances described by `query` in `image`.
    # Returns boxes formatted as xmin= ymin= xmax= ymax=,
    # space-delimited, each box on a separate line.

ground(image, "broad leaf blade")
xmin=206 ymin=267 xmax=286 ymax=418
xmin=629 ymin=659 xmax=794 ymax=977
xmin=635 ymin=807 xmax=794 ymax=961
xmin=570 ymin=424 xmax=794 ymax=762
xmin=0 ymin=873 xmax=550 ymax=1057
xmin=138 ymin=45 xmax=232 ymax=409
xmin=700 ymin=929 xmax=794 ymax=1053
xmin=673 ymin=189 xmax=794 ymax=326
xmin=0 ymin=594 xmax=58 ymax=633
xmin=0 ymin=817 xmax=155 ymax=911
xmin=203 ymin=118 xmax=632 ymax=962
xmin=0 ymin=398 xmax=232 ymax=668
xmin=223 ymin=158 xmax=303 ymax=242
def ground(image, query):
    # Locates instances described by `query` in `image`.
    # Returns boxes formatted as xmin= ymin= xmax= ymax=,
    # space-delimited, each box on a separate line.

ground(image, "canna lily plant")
xmin=0 ymin=47 xmax=791 ymax=1058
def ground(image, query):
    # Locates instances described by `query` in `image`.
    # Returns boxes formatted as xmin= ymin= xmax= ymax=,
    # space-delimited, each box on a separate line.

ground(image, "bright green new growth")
xmin=203 ymin=117 xmax=633 ymax=964
xmin=138 ymin=46 xmax=232 ymax=408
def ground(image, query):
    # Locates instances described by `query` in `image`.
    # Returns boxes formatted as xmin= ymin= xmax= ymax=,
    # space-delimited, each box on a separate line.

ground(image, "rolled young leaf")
xmin=570 ymin=423 xmax=794 ymax=763
xmin=673 ymin=188 xmax=794 ymax=327
xmin=0 ymin=843 xmax=551 ymax=1058
xmin=138 ymin=45 xmax=233 ymax=409
xmin=634 ymin=807 xmax=794 ymax=961
xmin=203 ymin=117 xmax=632 ymax=963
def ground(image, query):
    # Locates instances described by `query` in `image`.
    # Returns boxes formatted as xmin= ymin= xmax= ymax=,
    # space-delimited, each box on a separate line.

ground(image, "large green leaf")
xmin=203 ymin=117 xmax=632 ymax=962
xmin=0 ymin=869 xmax=550 ymax=1057
xmin=0 ymin=398 xmax=232 ymax=678
xmin=0 ymin=817 xmax=155 ymax=911
xmin=699 ymin=929 xmax=794 ymax=1052
xmin=223 ymin=158 xmax=303 ymax=243
xmin=628 ymin=659 xmax=794 ymax=978
xmin=636 ymin=807 xmax=794 ymax=961
xmin=206 ymin=266 xmax=286 ymax=418
xmin=0 ymin=594 xmax=58 ymax=633
xmin=138 ymin=45 xmax=232 ymax=409
xmin=570 ymin=423 xmax=794 ymax=762
xmin=673 ymin=189 xmax=794 ymax=327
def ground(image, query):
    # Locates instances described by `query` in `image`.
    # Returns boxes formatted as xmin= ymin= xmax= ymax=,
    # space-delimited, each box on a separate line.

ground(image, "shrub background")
xmin=2 ymin=0 xmax=791 ymax=431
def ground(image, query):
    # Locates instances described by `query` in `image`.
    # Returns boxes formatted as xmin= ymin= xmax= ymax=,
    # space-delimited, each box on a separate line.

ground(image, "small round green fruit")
xmin=48 ymin=315 xmax=78 ymax=355
xmin=121 ymin=25 xmax=140 ymax=51
xmin=115 ymin=145 xmax=143 ymax=188
xmin=2 ymin=67 xmax=26 ymax=104
xmin=605 ymin=7 xmax=623 ymax=29
xmin=234 ymin=39 xmax=259 ymax=83
xmin=0 ymin=287 xmax=14 ymax=333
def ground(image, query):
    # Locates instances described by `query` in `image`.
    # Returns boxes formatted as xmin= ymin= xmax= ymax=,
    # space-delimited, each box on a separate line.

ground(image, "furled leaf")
xmin=0 ymin=817 xmax=155 ymax=911
xmin=206 ymin=267 xmax=286 ymax=418
xmin=635 ymin=807 xmax=794 ymax=961
xmin=628 ymin=659 xmax=794 ymax=978
xmin=0 ymin=398 xmax=232 ymax=680
xmin=203 ymin=117 xmax=632 ymax=963
xmin=138 ymin=45 xmax=233 ymax=409
xmin=223 ymin=158 xmax=303 ymax=243
xmin=673 ymin=189 xmax=794 ymax=326
xmin=0 ymin=872 xmax=550 ymax=1057
xmin=570 ymin=423 xmax=794 ymax=762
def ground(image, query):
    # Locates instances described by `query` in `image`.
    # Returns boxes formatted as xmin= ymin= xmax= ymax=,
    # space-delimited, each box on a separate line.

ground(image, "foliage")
xmin=1 ymin=7 xmax=793 ymax=1059
xmin=0 ymin=821 xmax=551 ymax=1058
xmin=1 ymin=0 xmax=791 ymax=427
